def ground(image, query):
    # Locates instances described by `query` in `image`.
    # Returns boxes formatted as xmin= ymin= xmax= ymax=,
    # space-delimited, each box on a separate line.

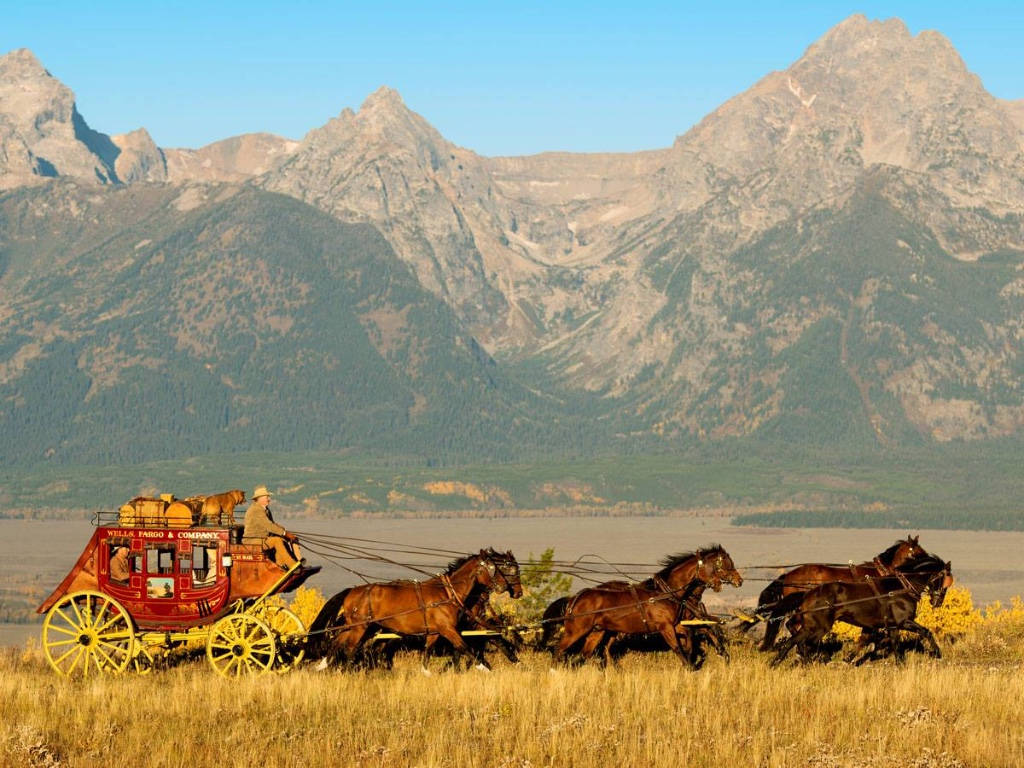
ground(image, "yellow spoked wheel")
xmin=42 ymin=591 xmax=135 ymax=679
xmin=264 ymin=606 xmax=306 ymax=672
xmin=206 ymin=614 xmax=276 ymax=677
xmin=131 ymin=641 xmax=158 ymax=675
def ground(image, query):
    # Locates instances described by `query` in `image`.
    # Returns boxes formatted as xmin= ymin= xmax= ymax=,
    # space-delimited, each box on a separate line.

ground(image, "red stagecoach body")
xmin=38 ymin=523 xmax=319 ymax=632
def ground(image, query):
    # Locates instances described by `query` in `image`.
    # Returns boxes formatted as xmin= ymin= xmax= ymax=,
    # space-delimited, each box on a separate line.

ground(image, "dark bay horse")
xmin=770 ymin=554 xmax=953 ymax=667
xmin=308 ymin=549 xmax=522 ymax=670
xmin=549 ymin=546 xmax=742 ymax=667
xmin=753 ymin=535 xmax=927 ymax=651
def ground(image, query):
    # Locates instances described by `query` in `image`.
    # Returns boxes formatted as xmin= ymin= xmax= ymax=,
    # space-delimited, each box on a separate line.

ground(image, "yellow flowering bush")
xmin=286 ymin=585 xmax=327 ymax=628
xmin=979 ymin=596 xmax=1024 ymax=636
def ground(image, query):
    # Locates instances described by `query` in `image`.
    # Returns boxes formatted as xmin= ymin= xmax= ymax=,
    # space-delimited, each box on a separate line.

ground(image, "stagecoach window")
xmin=146 ymin=546 xmax=176 ymax=575
xmin=192 ymin=546 xmax=218 ymax=584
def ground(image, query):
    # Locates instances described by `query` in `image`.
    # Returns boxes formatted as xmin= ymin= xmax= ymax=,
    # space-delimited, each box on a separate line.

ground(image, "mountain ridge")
xmin=1 ymin=15 xmax=1022 ymax=464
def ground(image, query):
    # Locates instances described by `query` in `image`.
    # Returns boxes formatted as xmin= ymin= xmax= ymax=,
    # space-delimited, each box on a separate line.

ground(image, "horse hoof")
xmin=421 ymin=668 xmax=432 ymax=677
xmin=314 ymin=658 xmax=329 ymax=672
xmin=474 ymin=663 xmax=491 ymax=673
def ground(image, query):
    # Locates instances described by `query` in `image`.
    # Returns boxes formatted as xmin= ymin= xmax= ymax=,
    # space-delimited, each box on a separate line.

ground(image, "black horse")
xmin=770 ymin=554 xmax=953 ymax=667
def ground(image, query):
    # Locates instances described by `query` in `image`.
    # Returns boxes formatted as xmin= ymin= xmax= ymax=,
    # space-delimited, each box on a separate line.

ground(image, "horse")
xmin=549 ymin=546 xmax=742 ymax=667
xmin=752 ymin=535 xmax=928 ymax=651
xmin=540 ymin=545 xmax=742 ymax=653
xmin=364 ymin=557 xmax=524 ymax=670
xmin=308 ymin=549 xmax=522 ymax=671
xmin=770 ymin=554 xmax=953 ymax=667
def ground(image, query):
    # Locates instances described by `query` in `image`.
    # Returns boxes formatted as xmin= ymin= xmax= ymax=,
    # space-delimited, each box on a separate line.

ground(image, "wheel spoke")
xmin=52 ymin=644 xmax=80 ymax=667
xmin=46 ymin=624 xmax=78 ymax=638
xmin=209 ymin=641 xmax=235 ymax=651
xmin=97 ymin=639 xmax=130 ymax=661
xmin=95 ymin=612 xmax=126 ymax=634
xmin=54 ymin=606 xmax=78 ymax=629
xmin=94 ymin=644 xmax=118 ymax=670
xmin=93 ymin=598 xmax=111 ymax=629
xmin=45 ymin=637 xmax=78 ymax=649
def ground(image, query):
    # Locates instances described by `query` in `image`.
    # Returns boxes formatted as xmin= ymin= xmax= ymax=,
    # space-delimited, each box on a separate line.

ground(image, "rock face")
xmin=1 ymin=16 xmax=1023 ymax=451
xmin=163 ymin=133 xmax=298 ymax=183
xmin=0 ymin=49 xmax=120 ymax=186
xmin=111 ymin=128 xmax=166 ymax=183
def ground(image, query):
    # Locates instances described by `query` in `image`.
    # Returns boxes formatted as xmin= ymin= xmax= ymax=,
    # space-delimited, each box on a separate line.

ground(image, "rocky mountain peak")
xmin=111 ymin=127 xmax=167 ymax=183
xmin=0 ymin=47 xmax=118 ymax=186
xmin=360 ymin=85 xmax=405 ymax=111
xmin=0 ymin=47 xmax=50 ymax=78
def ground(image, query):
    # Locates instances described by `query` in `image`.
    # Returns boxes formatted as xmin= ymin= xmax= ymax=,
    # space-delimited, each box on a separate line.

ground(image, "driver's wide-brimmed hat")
xmin=251 ymin=485 xmax=273 ymax=500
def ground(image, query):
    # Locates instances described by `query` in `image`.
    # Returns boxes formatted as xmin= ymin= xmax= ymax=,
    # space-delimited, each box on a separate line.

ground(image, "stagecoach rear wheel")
xmin=264 ymin=606 xmax=306 ymax=672
xmin=42 ymin=591 xmax=135 ymax=679
xmin=206 ymin=614 xmax=277 ymax=677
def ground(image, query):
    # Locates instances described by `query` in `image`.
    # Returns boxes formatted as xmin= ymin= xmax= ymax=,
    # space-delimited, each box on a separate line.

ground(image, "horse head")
xmin=477 ymin=549 xmax=523 ymax=599
xmin=883 ymin=535 xmax=927 ymax=569
xmin=696 ymin=546 xmax=742 ymax=592
xmin=928 ymin=561 xmax=954 ymax=608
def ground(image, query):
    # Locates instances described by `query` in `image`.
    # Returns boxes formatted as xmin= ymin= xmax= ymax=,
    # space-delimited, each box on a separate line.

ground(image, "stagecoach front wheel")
xmin=263 ymin=606 xmax=306 ymax=672
xmin=42 ymin=591 xmax=135 ymax=679
xmin=206 ymin=614 xmax=277 ymax=677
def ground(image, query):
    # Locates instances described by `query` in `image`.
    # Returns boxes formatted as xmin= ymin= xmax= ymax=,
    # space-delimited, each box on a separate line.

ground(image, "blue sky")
xmin=2 ymin=1 xmax=1021 ymax=155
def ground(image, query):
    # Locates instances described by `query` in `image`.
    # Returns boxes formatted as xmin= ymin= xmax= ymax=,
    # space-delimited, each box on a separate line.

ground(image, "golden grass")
xmin=3 ymin=635 xmax=1023 ymax=768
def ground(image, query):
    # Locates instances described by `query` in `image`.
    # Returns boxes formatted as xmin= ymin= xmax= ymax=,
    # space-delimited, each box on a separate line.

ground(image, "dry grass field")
xmin=3 ymin=619 xmax=1023 ymax=768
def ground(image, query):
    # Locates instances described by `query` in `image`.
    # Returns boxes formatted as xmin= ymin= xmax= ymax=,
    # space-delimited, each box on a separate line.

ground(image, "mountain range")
xmin=1 ymin=14 xmax=1022 ymax=466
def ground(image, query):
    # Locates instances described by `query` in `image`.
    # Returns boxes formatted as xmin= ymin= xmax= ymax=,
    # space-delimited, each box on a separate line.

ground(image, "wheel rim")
xmin=42 ymin=591 xmax=134 ymax=679
xmin=207 ymin=615 xmax=276 ymax=677
xmin=264 ymin=607 xmax=306 ymax=672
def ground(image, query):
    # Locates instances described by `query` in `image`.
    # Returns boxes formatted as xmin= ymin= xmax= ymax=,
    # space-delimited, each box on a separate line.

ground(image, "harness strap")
xmin=441 ymin=573 xmax=467 ymax=613
xmin=628 ymin=583 xmax=652 ymax=633
xmin=413 ymin=581 xmax=429 ymax=633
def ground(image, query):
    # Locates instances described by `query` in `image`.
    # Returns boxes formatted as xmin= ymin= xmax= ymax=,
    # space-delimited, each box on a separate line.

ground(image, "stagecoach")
xmin=37 ymin=495 xmax=321 ymax=679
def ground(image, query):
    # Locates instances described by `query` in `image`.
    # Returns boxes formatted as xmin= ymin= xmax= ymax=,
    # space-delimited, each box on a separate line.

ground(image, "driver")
xmin=242 ymin=485 xmax=303 ymax=569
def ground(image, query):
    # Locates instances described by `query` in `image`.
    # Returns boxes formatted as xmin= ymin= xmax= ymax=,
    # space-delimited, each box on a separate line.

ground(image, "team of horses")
xmin=306 ymin=537 xmax=953 ymax=671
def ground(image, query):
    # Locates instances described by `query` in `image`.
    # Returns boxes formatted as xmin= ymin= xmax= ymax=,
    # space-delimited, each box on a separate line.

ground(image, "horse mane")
xmin=445 ymin=548 xmax=499 ymax=573
xmin=900 ymin=553 xmax=947 ymax=573
xmin=877 ymin=537 xmax=915 ymax=565
xmin=654 ymin=544 xmax=724 ymax=580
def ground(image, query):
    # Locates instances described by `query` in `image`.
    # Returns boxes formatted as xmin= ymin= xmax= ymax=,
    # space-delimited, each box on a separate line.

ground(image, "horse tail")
xmin=306 ymin=588 xmax=351 ymax=659
xmin=539 ymin=596 xmax=571 ymax=649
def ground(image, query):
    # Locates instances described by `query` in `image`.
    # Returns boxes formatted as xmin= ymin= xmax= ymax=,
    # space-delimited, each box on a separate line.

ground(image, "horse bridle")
xmin=696 ymin=550 xmax=728 ymax=590
xmin=479 ymin=551 xmax=519 ymax=593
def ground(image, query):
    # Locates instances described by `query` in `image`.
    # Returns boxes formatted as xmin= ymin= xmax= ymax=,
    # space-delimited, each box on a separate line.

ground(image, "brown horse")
xmin=542 ymin=546 xmax=742 ymax=666
xmin=754 ymin=536 xmax=927 ymax=651
xmin=770 ymin=554 xmax=953 ymax=667
xmin=551 ymin=547 xmax=742 ymax=667
xmin=309 ymin=549 xmax=521 ymax=670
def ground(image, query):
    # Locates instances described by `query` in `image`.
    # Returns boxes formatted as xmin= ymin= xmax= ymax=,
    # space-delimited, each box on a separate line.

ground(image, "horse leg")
xmin=436 ymin=625 xmax=487 ymax=671
xmin=337 ymin=626 xmax=369 ymax=668
xmin=902 ymin=620 xmax=941 ymax=658
xmin=770 ymin=629 xmax=807 ymax=667
xmin=656 ymin=624 xmax=691 ymax=668
xmin=580 ymin=630 xmax=606 ymax=667
xmin=554 ymin=621 xmax=592 ymax=666
xmin=760 ymin=607 xmax=786 ymax=652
